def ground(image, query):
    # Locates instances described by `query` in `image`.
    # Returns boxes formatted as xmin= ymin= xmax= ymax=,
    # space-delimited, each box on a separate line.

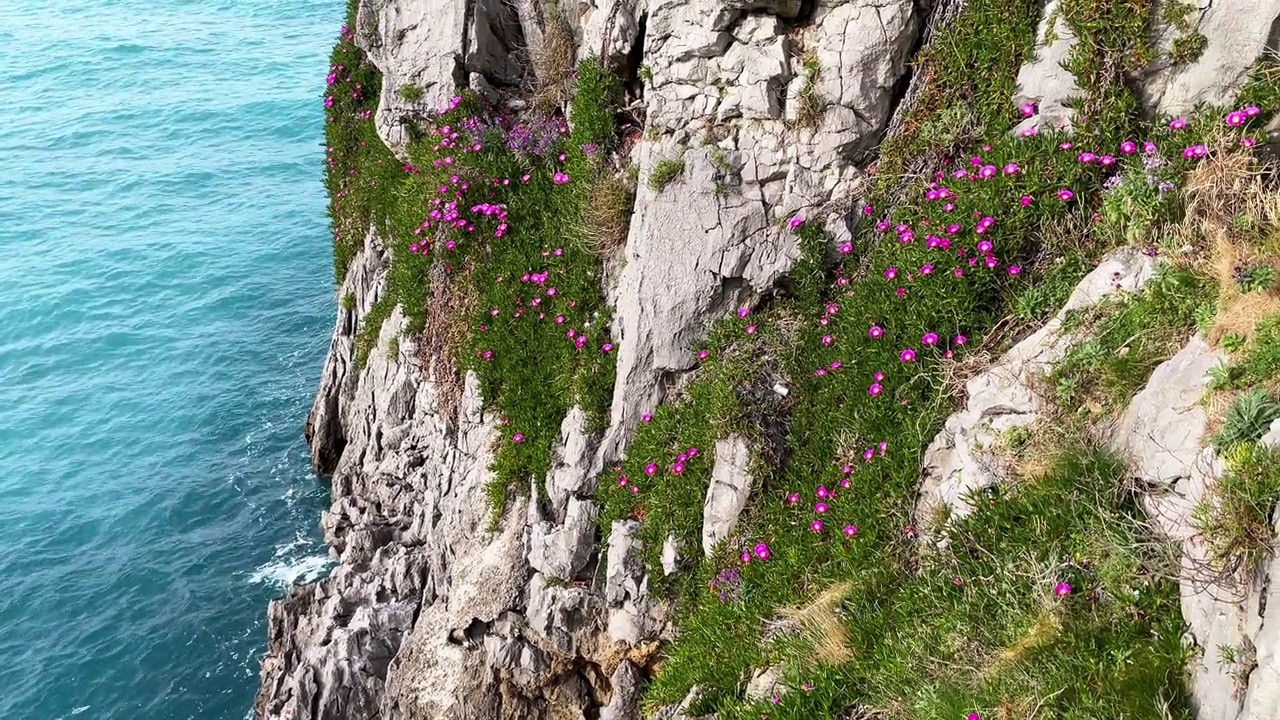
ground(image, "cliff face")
xmin=257 ymin=0 xmax=1280 ymax=718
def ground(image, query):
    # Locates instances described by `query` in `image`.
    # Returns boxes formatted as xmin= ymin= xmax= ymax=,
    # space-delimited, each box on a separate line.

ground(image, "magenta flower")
xmin=869 ymin=325 xmax=884 ymax=339
xmin=811 ymin=520 xmax=824 ymax=533
xmin=816 ymin=486 xmax=830 ymax=499
xmin=1019 ymin=102 xmax=1036 ymax=117
xmin=839 ymin=242 xmax=854 ymax=254
xmin=977 ymin=240 xmax=993 ymax=254
xmin=645 ymin=463 xmax=657 ymax=475
xmin=1078 ymin=152 xmax=1096 ymax=164
xmin=1245 ymin=105 xmax=1261 ymax=117
xmin=821 ymin=334 xmax=834 ymax=346
xmin=1143 ymin=141 xmax=1157 ymax=153
xmin=617 ymin=476 xmax=628 ymax=486
xmin=843 ymin=525 xmax=858 ymax=537
xmin=1170 ymin=118 xmax=1187 ymax=130
xmin=697 ymin=349 xmax=709 ymax=360
xmin=814 ymin=502 xmax=829 ymax=514
xmin=921 ymin=263 xmax=934 ymax=275
xmin=1020 ymin=195 xmax=1033 ymax=207
xmin=884 ymin=267 xmax=898 ymax=280
xmin=787 ymin=492 xmax=800 ymax=505
xmin=1003 ymin=163 xmax=1020 ymax=175
xmin=672 ymin=462 xmax=685 ymax=474
xmin=641 ymin=412 xmax=653 ymax=422
xmin=1243 ymin=137 xmax=1257 ymax=148
xmin=1008 ymin=265 xmax=1021 ymax=275
xmin=900 ymin=348 xmax=916 ymax=362
xmin=754 ymin=542 xmax=771 ymax=560
xmin=1120 ymin=140 xmax=1137 ymax=154
xmin=954 ymin=334 xmax=967 ymax=345
xmin=1055 ymin=582 xmax=1072 ymax=597
xmin=789 ymin=216 xmax=805 ymax=229
xmin=601 ymin=343 xmax=614 ymax=353
xmin=1226 ymin=111 xmax=1247 ymax=127
xmin=552 ymin=172 xmax=570 ymax=184
xmin=737 ymin=307 xmax=750 ymax=319
xmin=745 ymin=325 xmax=757 ymax=335
xmin=740 ymin=551 xmax=751 ymax=564
xmin=922 ymin=332 xmax=939 ymax=346
xmin=874 ymin=371 xmax=885 ymax=381
xmin=868 ymin=383 xmax=883 ymax=397
xmin=1057 ymin=188 xmax=1074 ymax=202
xmin=512 ymin=433 xmax=524 ymax=443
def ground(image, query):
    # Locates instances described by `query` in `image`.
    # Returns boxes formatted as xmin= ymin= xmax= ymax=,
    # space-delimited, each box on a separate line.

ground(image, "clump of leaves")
xmin=1212 ymin=389 xmax=1280 ymax=452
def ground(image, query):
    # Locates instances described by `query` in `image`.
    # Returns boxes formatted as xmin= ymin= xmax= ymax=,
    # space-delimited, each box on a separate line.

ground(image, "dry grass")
xmin=529 ymin=0 xmax=576 ymax=111
xmin=583 ymin=168 xmax=635 ymax=257
xmin=419 ymin=258 xmax=477 ymax=424
xmin=992 ymin=610 xmax=1062 ymax=669
xmin=778 ymin=581 xmax=854 ymax=666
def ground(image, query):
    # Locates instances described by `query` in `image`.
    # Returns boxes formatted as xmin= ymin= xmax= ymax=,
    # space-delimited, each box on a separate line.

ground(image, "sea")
xmin=0 ymin=1 xmax=342 ymax=718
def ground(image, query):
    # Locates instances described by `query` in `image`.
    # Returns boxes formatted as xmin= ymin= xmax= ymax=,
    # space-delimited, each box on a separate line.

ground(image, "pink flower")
xmin=1019 ymin=102 xmax=1036 ymax=117
xmin=789 ymin=216 xmax=805 ymax=229
xmin=811 ymin=520 xmax=824 ymax=533
xmin=1020 ymin=195 xmax=1033 ymax=207
xmin=1243 ymin=137 xmax=1257 ymax=148
xmin=645 ymin=463 xmax=657 ymax=475
xmin=821 ymin=335 xmax=834 ymax=346
xmin=843 ymin=525 xmax=858 ymax=537
xmin=1226 ymin=111 xmax=1247 ymax=127
xmin=922 ymin=332 xmax=939 ymax=346
xmin=552 ymin=171 xmax=570 ymax=184
xmin=1120 ymin=140 xmax=1137 ymax=154
xmin=601 ymin=343 xmax=614 ymax=353
xmin=954 ymin=334 xmax=967 ymax=345
xmin=737 ymin=307 xmax=750 ymax=319
xmin=1003 ymin=163 xmax=1020 ymax=175
xmin=1078 ymin=152 xmax=1096 ymax=164
xmin=868 ymin=383 xmax=883 ymax=397
xmin=1008 ymin=265 xmax=1021 ymax=275
xmin=814 ymin=502 xmax=829 ymax=514
xmin=512 ymin=433 xmax=524 ymax=443
xmin=754 ymin=543 xmax=771 ymax=560
xmin=745 ymin=325 xmax=757 ymax=335
xmin=1057 ymin=188 xmax=1074 ymax=202
xmin=816 ymin=486 xmax=830 ymax=499
xmin=884 ymin=267 xmax=898 ymax=280
xmin=1055 ymin=582 xmax=1072 ymax=597
xmin=1245 ymin=105 xmax=1261 ymax=117
xmin=869 ymin=325 xmax=884 ymax=339
xmin=617 ymin=476 xmax=628 ymax=486
xmin=787 ymin=492 xmax=800 ymax=505
xmin=672 ymin=462 xmax=685 ymax=474
xmin=697 ymin=349 xmax=709 ymax=360
xmin=641 ymin=412 xmax=653 ymax=422
xmin=1169 ymin=118 xmax=1187 ymax=130
xmin=900 ymin=348 xmax=916 ymax=362
xmin=839 ymin=242 xmax=853 ymax=254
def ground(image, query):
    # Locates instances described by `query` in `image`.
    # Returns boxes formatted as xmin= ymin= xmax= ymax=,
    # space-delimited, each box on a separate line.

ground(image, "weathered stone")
xmin=1110 ymin=335 xmax=1280 ymax=720
xmin=1012 ymin=0 xmax=1078 ymax=134
xmin=914 ymin=247 xmax=1158 ymax=542
xmin=1138 ymin=0 xmax=1280 ymax=118
xmin=744 ymin=665 xmax=785 ymax=701
xmin=702 ymin=436 xmax=754 ymax=555
xmin=599 ymin=661 xmax=644 ymax=720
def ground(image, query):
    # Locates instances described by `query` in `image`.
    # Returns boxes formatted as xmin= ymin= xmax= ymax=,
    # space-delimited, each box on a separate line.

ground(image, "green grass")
xmin=324 ymin=47 xmax=628 ymax=516
xmin=1050 ymin=266 xmax=1211 ymax=415
xmin=396 ymin=83 xmax=423 ymax=101
xmin=648 ymin=155 xmax=686 ymax=192
xmin=1169 ymin=32 xmax=1207 ymax=65
xmin=1194 ymin=443 xmax=1280 ymax=579
xmin=652 ymin=446 xmax=1191 ymax=719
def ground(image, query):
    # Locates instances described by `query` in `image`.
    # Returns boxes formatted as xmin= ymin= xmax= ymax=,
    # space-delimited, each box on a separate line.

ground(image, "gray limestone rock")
xmin=702 ymin=436 xmax=754 ymax=555
xmin=914 ymin=247 xmax=1158 ymax=542
xmin=1012 ymin=0 xmax=1078 ymax=134
xmin=1138 ymin=0 xmax=1280 ymax=118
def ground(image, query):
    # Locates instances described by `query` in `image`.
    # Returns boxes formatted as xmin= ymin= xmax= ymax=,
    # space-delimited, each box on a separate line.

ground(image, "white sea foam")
xmin=249 ymin=553 xmax=332 ymax=588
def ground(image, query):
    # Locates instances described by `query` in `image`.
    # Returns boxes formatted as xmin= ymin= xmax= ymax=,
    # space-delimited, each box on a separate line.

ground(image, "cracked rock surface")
xmin=913 ymin=247 xmax=1158 ymax=543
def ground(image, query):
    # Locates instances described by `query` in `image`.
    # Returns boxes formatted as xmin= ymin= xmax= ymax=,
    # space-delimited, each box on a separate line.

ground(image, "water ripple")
xmin=0 ymin=1 xmax=342 ymax=718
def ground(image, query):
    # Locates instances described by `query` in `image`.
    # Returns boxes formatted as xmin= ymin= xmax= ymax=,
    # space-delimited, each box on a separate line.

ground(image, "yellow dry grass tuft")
xmin=1179 ymin=142 xmax=1280 ymax=348
xmin=778 ymin=581 xmax=854 ymax=666
xmin=529 ymin=0 xmax=576 ymax=111
xmin=583 ymin=168 xmax=635 ymax=258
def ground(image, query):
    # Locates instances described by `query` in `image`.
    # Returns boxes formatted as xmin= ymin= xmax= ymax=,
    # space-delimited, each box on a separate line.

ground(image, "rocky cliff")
xmin=256 ymin=0 xmax=1280 ymax=718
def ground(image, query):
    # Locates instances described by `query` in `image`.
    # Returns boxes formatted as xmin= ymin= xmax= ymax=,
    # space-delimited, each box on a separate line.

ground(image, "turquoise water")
xmin=0 ymin=2 xmax=341 ymax=718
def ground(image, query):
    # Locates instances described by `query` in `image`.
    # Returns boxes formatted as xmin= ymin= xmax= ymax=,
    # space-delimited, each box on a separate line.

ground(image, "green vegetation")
xmin=1212 ymin=389 xmax=1280 ymax=452
xmin=648 ymin=154 xmax=686 ymax=192
xmin=1051 ymin=267 xmax=1211 ymax=416
xmin=318 ymin=0 xmax=1280 ymax=713
xmin=794 ymin=52 xmax=825 ymax=129
xmin=1195 ymin=443 xmax=1280 ymax=579
xmin=396 ymin=83 xmax=423 ymax=101
xmin=1170 ymin=32 xmax=1208 ymax=65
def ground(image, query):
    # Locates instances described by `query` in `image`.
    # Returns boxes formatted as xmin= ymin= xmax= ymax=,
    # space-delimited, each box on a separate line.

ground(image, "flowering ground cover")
xmin=321 ymin=0 xmax=1280 ymax=715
